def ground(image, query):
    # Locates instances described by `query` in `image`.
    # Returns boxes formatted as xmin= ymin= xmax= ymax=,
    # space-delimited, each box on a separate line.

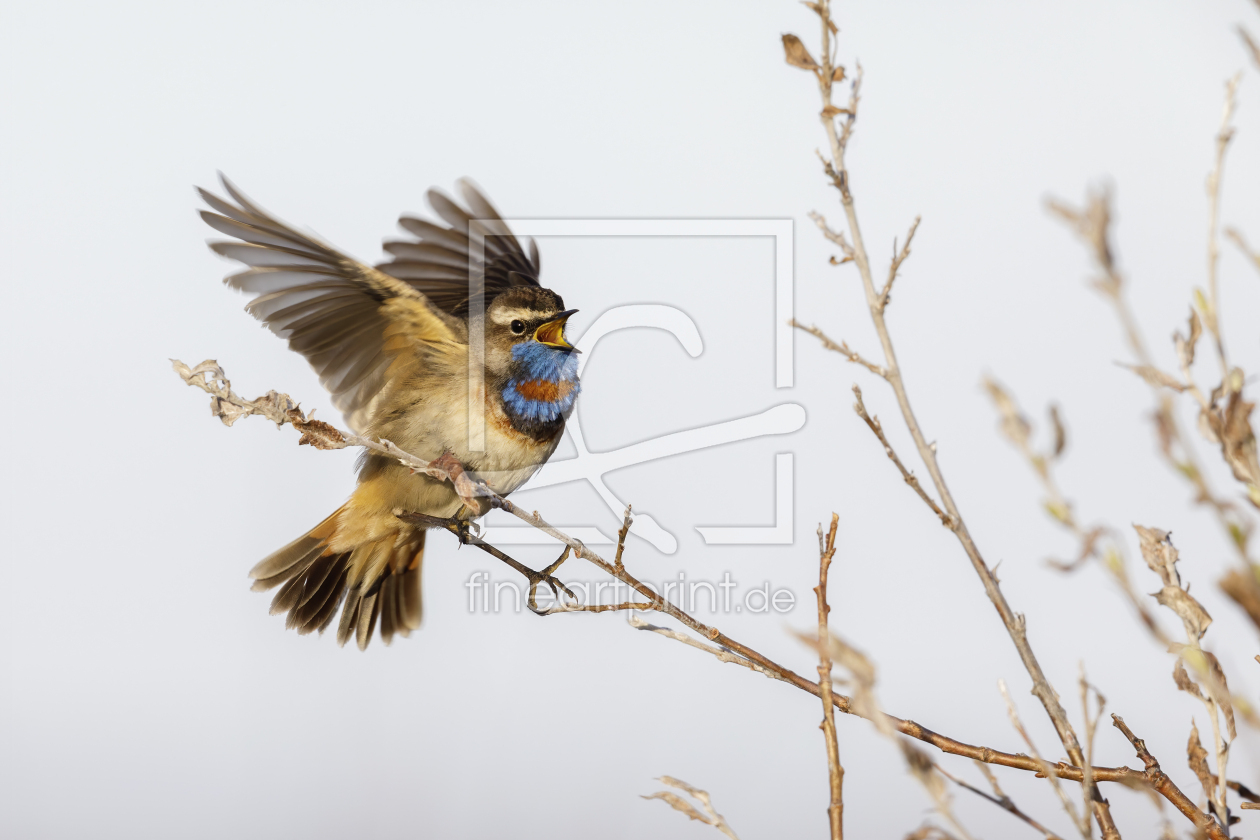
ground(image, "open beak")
xmin=533 ymin=309 xmax=580 ymax=352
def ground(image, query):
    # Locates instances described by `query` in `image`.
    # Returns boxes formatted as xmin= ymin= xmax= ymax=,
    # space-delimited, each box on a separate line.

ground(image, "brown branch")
xmin=1111 ymin=715 xmax=1226 ymax=840
xmin=800 ymin=1 xmax=1119 ymax=834
xmin=614 ymin=505 xmax=632 ymax=572
xmin=809 ymin=209 xmax=856 ymax=261
xmin=1239 ymin=26 xmax=1260 ymax=71
xmin=852 ymin=385 xmax=954 ymax=529
xmin=174 ymin=358 xmax=1223 ymax=836
xmin=879 ymin=217 xmax=922 ymax=313
xmin=815 ymin=514 xmax=844 ymax=840
xmin=790 ymin=320 xmax=887 ymax=378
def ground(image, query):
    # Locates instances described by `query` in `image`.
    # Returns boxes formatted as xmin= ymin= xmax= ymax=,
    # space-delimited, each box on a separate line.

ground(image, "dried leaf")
xmin=796 ymin=630 xmax=887 ymax=731
xmin=1203 ymin=651 xmax=1237 ymax=739
xmin=821 ymin=104 xmax=851 ymax=119
xmin=832 ymin=65 xmax=846 ymax=82
xmin=1134 ymin=525 xmax=1181 ymax=588
xmin=1187 ymin=720 xmax=1215 ymax=803
xmin=1044 ymin=500 xmax=1071 ymax=525
xmin=1219 ymin=392 xmax=1260 ymax=486
xmin=1154 ymin=586 xmax=1213 ymax=640
xmin=1175 ymin=307 xmax=1202 ymax=370
xmin=1220 ymin=567 xmax=1260 ymax=634
xmin=1121 ymin=363 xmax=1188 ymax=392
xmin=1174 ymin=659 xmax=1206 ymax=701
xmin=903 ymin=827 xmax=961 ymax=840
xmin=781 ymin=34 xmax=819 ymax=71
xmin=799 ymin=2 xmax=839 ymax=34
xmin=901 ymin=742 xmax=945 ymax=801
xmin=290 ymin=412 xmax=346 ymax=450
xmin=982 ymin=377 xmax=1031 ymax=449
xmin=1049 ymin=404 xmax=1066 ymax=458
xmin=1193 ymin=287 xmax=1217 ymax=333
xmin=641 ymin=791 xmax=712 ymax=825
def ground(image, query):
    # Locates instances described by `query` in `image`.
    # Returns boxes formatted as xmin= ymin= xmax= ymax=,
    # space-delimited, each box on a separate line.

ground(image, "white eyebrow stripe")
xmin=490 ymin=307 xmax=556 ymax=325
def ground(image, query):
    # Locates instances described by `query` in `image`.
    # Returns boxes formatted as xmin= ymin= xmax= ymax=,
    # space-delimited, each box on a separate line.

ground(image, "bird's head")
xmin=485 ymin=286 xmax=581 ymax=435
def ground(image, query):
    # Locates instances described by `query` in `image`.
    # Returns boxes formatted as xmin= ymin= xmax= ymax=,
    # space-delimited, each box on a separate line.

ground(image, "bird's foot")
xmin=525 ymin=546 xmax=578 ymax=615
xmin=427 ymin=451 xmax=492 ymax=512
xmin=397 ymin=511 xmax=477 ymax=543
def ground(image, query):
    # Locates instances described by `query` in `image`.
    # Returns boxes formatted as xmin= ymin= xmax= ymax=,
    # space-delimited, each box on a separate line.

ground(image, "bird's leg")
xmin=526 ymin=547 xmax=575 ymax=614
xmin=399 ymin=511 xmax=474 ymax=543
xmin=396 ymin=511 xmax=578 ymax=615
xmin=426 ymin=451 xmax=491 ymax=513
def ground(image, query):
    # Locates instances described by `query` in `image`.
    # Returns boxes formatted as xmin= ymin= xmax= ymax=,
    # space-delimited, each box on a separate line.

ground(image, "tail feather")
xmin=355 ymin=592 xmax=380 ymax=650
xmin=291 ymin=559 xmax=348 ymax=631
xmin=249 ymin=507 xmax=426 ymax=650
xmin=249 ymin=535 xmax=325 ymax=592
xmin=336 ymin=588 xmax=361 ymax=647
xmin=379 ymin=576 xmax=399 ymax=645
xmin=309 ymin=568 xmax=350 ymax=635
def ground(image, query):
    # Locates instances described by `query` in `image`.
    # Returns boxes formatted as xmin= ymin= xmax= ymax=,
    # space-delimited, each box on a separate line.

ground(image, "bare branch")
xmin=1111 ymin=715 xmax=1226 ymax=840
xmin=174 ymin=359 xmax=1226 ymax=834
xmin=798 ymin=4 xmax=1121 ymax=832
xmin=1239 ymin=26 xmax=1260 ymax=70
xmin=879 ymin=216 xmax=922 ymax=313
xmin=1226 ymin=227 xmax=1260 ymax=275
xmin=790 ymin=320 xmax=887 ymax=377
xmin=999 ymin=680 xmax=1090 ymax=837
xmin=628 ymin=615 xmax=791 ymax=685
xmin=851 ymin=386 xmax=955 ymax=529
xmin=814 ymin=514 xmax=844 ymax=840
xmin=933 ymin=761 xmax=1063 ymax=840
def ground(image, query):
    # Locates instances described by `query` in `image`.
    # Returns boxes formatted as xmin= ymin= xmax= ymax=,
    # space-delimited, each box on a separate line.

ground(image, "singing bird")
xmin=199 ymin=176 xmax=580 ymax=650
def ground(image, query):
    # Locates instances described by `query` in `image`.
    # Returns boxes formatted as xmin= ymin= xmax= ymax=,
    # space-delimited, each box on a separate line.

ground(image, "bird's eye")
xmin=510 ymin=320 xmax=526 ymax=335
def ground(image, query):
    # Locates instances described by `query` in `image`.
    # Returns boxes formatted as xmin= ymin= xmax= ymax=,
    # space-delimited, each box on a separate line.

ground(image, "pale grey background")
xmin=3 ymin=1 xmax=1260 ymax=838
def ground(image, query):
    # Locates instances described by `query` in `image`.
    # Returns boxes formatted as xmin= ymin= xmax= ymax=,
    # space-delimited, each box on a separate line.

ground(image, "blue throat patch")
xmin=501 ymin=341 xmax=581 ymax=425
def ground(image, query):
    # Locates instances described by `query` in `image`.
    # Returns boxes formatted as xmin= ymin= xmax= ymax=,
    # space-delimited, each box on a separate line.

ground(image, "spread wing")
xmin=199 ymin=175 xmax=465 ymax=433
xmin=377 ymin=178 xmax=543 ymax=319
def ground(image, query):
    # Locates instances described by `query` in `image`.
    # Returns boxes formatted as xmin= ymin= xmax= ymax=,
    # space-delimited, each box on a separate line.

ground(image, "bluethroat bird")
xmin=199 ymin=175 xmax=580 ymax=650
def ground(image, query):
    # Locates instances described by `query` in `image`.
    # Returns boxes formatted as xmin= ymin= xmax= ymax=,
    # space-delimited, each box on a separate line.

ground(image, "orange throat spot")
xmin=513 ymin=379 xmax=574 ymax=402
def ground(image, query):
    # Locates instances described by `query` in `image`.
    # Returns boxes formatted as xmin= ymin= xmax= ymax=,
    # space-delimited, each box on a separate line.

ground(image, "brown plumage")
xmin=201 ymin=174 xmax=580 ymax=649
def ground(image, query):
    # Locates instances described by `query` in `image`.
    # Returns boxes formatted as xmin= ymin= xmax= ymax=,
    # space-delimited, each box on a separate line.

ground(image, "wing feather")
xmin=200 ymin=174 xmax=465 ymax=433
xmin=376 ymin=178 xmax=543 ymax=319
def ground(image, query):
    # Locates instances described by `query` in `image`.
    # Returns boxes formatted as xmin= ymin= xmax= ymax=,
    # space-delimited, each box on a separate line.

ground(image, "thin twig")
xmin=999 ymin=679 xmax=1090 ymax=837
xmin=1111 ymin=715 xmax=1225 ymax=840
xmin=800 ymin=4 xmax=1120 ymax=833
xmin=879 ymin=217 xmax=922 ymax=313
xmin=934 ymin=761 xmax=1063 ymax=840
xmin=1226 ymin=227 xmax=1260 ymax=275
xmin=173 ymin=358 xmax=1223 ymax=836
xmin=982 ymin=378 xmax=1172 ymax=645
xmin=1205 ymin=72 xmax=1241 ymax=378
xmin=790 ymin=320 xmax=887 ymax=378
xmin=851 ymin=386 xmax=955 ymax=529
xmin=815 ymin=514 xmax=844 ymax=840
